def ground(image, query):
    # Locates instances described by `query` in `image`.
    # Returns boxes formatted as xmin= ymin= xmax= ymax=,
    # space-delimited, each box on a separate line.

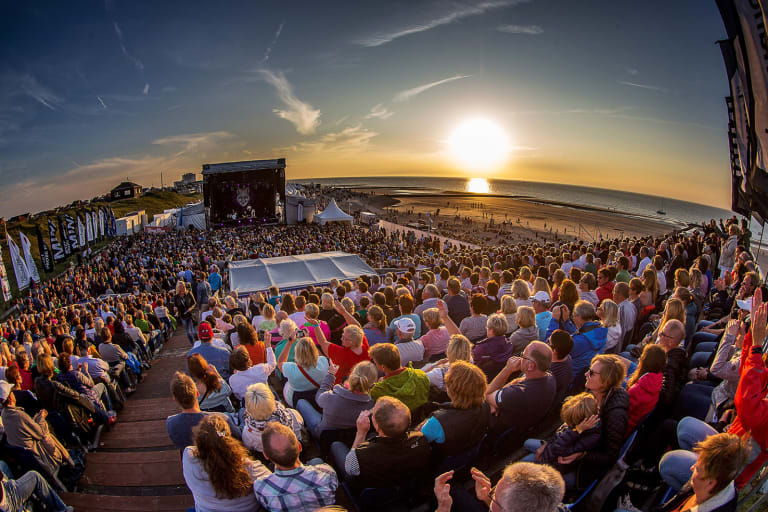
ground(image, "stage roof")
xmin=228 ymin=251 xmax=376 ymax=296
xmin=202 ymin=158 xmax=285 ymax=175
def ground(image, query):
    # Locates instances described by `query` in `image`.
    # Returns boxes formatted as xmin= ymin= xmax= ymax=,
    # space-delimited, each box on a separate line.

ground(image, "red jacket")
xmin=729 ymin=331 xmax=768 ymax=488
xmin=596 ymin=282 xmax=615 ymax=305
xmin=626 ymin=371 xmax=663 ymax=435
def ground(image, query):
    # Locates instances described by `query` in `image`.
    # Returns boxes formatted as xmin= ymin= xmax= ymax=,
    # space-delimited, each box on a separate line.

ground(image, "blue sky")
xmin=0 ymin=0 xmax=730 ymax=217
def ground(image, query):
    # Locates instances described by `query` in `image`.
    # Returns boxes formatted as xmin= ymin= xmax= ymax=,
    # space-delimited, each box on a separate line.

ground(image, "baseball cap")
xmin=198 ymin=322 xmax=214 ymax=340
xmin=0 ymin=381 xmax=13 ymax=403
xmin=532 ymin=291 xmax=551 ymax=304
xmin=394 ymin=317 xmax=416 ymax=334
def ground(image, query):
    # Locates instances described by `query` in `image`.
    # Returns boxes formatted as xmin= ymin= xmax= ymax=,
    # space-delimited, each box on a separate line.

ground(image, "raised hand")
xmin=434 ymin=471 xmax=454 ymax=512
xmin=471 ymin=467 xmax=492 ymax=505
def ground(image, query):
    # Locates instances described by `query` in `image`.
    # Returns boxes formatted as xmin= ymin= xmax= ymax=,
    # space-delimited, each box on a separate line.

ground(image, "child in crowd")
xmin=228 ymin=345 xmax=276 ymax=401
xmin=522 ymin=392 xmax=601 ymax=469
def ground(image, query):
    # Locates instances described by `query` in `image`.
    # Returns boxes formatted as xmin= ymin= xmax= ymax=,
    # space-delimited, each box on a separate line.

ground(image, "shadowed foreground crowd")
xmin=0 ymin=216 xmax=764 ymax=512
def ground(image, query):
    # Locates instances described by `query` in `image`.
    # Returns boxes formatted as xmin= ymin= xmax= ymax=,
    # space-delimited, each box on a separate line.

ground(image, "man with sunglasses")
xmin=484 ymin=341 xmax=557 ymax=439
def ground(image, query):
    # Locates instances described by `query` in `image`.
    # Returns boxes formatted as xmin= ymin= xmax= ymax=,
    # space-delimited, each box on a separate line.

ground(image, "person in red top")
xmin=15 ymin=349 xmax=34 ymax=391
xmin=311 ymin=300 xmax=369 ymax=384
xmin=625 ymin=344 xmax=665 ymax=435
xmin=595 ymin=268 xmax=615 ymax=305
xmin=729 ymin=290 xmax=768 ymax=488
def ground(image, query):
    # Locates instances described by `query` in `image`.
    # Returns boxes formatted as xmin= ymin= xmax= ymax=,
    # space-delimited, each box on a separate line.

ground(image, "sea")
xmin=292 ymin=176 xmax=742 ymax=230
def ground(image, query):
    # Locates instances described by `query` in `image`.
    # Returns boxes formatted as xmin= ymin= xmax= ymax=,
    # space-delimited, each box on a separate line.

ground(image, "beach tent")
xmin=314 ymin=198 xmax=353 ymax=225
xmin=228 ymin=251 xmax=375 ymax=296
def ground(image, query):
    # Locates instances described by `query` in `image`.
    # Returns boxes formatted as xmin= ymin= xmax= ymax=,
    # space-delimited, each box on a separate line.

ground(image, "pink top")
xmin=303 ymin=320 xmax=331 ymax=346
xmin=420 ymin=327 xmax=451 ymax=358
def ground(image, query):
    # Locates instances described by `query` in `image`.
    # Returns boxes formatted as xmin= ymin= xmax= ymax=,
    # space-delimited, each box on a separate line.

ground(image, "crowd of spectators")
xmin=0 ymin=212 xmax=764 ymax=511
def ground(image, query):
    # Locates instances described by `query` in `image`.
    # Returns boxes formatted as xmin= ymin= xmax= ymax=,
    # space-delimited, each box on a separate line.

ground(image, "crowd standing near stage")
xmin=0 ymin=208 xmax=764 ymax=511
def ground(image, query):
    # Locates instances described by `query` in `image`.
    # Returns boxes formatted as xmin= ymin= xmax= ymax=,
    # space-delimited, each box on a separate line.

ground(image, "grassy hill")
xmin=1 ymin=190 xmax=202 ymax=304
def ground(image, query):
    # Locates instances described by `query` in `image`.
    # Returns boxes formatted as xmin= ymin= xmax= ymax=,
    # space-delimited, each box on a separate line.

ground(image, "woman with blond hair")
xmin=597 ymin=299 xmax=622 ymax=354
xmin=512 ymin=279 xmax=532 ymax=308
xmin=255 ymin=303 xmax=276 ymax=333
xmin=241 ymin=383 xmax=303 ymax=453
xmin=173 ymin=280 xmax=197 ymax=344
xmin=419 ymin=361 xmax=489 ymax=465
xmin=641 ymin=267 xmax=659 ymax=305
xmin=500 ymin=295 xmax=518 ymax=334
xmin=532 ymin=277 xmax=552 ymax=297
xmin=183 ymin=415 xmax=268 ymax=512
xmin=508 ymin=306 xmax=538 ymax=355
xmin=277 ymin=336 xmax=329 ymax=407
xmin=422 ymin=334 xmax=472 ymax=392
xmin=420 ymin=308 xmax=451 ymax=359
xmin=296 ymin=360 xmax=378 ymax=438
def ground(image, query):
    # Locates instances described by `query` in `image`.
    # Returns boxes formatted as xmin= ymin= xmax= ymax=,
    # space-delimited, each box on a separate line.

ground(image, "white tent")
xmin=314 ymin=198 xmax=353 ymax=225
xmin=228 ymin=251 xmax=375 ymax=296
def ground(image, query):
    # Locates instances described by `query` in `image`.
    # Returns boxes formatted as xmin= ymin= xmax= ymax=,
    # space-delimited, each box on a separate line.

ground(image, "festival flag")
xmin=36 ymin=226 xmax=54 ymax=273
xmin=77 ymin=214 xmax=86 ymax=247
xmin=58 ymin=216 xmax=71 ymax=256
xmin=19 ymin=232 xmax=40 ymax=283
xmin=108 ymin=206 xmax=117 ymax=236
xmin=98 ymin=208 xmax=105 ymax=238
xmin=86 ymin=211 xmax=94 ymax=242
xmin=6 ymin=234 xmax=30 ymax=290
xmin=64 ymin=214 xmax=78 ymax=251
xmin=0 ymin=245 xmax=11 ymax=302
xmin=48 ymin=217 xmax=65 ymax=262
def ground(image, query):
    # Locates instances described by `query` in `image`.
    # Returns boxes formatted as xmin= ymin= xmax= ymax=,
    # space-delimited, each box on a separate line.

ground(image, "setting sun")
xmin=447 ymin=118 xmax=510 ymax=170
xmin=467 ymin=177 xmax=490 ymax=193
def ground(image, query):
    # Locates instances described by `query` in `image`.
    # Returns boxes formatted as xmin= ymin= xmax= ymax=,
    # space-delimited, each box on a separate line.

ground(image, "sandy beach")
xmin=339 ymin=187 xmax=682 ymax=246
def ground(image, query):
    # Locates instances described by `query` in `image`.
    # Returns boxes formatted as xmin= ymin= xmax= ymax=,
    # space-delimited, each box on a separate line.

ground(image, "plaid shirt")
xmin=253 ymin=463 xmax=338 ymax=512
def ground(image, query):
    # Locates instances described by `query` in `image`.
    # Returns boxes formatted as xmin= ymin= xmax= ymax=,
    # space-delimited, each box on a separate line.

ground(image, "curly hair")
xmin=445 ymin=361 xmax=487 ymax=409
xmin=193 ymin=415 xmax=254 ymax=499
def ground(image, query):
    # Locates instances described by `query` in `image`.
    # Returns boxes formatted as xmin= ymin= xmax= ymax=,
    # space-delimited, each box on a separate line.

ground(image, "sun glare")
xmin=467 ymin=178 xmax=490 ymax=194
xmin=447 ymin=118 xmax=510 ymax=170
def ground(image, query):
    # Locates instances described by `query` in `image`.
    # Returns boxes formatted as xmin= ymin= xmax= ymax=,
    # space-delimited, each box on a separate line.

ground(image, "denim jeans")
xmin=521 ymin=438 xmax=542 ymax=463
xmin=2 ymin=470 xmax=69 ymax=511
xmin=296 ymin=399 xmax=323 ymax=438
xmin=181 ymin=317 xmax=196 ymax=344
xmin=331 ymin=441 xmax=351 ymax=481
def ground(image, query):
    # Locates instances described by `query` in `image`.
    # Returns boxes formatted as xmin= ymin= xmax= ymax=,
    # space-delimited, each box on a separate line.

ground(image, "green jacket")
xmin=370 ymin=365 xmax=430 ymax=412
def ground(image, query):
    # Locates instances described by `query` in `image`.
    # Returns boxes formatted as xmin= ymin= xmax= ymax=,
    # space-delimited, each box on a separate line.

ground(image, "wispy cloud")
xmin=626 ymin=67 xmax=639 ymax=76
xmin=113 ymin=22 xmax=144 ymax=72
xmin=256 ymin=69 xmax=321 ymax=135
xmin=260 ymin=22 xmax=285 ymax=64
xmin=143 ymin=83 xmax=150 ymax=95
xmin=356 ymin=1 xmax=524 ymax=47
xmin=152 ymin=131 xmax=233 ymax=156
xmin=96 ymin=96 xmax=107 ymax=109
xmin=365 ymin=104 xmax=393 ymax=120
xmin=617 ymin=80 xmax=668 ymax=93
xmin=279 ymin=124 xmax=377 ymax=154
xmin=496 ymin=24 xmax=543 ymax=35
xmin=394 ymin=74 xmax=471 ymax=102
xmin=1 ymin=72 xmax=63 ymax=111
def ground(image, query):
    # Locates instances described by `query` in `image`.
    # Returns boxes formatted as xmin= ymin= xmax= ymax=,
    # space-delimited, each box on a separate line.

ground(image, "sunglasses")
xmin=587 ymin=367 xmax=601 ymax=377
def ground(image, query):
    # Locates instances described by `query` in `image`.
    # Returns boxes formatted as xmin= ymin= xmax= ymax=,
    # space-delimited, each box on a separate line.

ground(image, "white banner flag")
xmin=86 ymin=212 xmax=94 ymax=242
xmin=0 ymin=245 xmax=12 ymax=302
xmin=6 ymin=234 xmax=30 ymax=290
xmin=77 ymin=215 xmax=86 ymax=247
xmin=18 ymin=232 xmax=40 ymax=283
xmin=99 ymin=209 xmax=105 ymax=237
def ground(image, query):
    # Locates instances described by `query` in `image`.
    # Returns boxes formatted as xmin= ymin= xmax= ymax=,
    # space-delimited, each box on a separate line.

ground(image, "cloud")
xmin=113 ymin=22 xmax=145 ymax=72
xmin=356 ymin=1 xmax=524 ymax=47
xmin=496 ymin=24 xmax=543 ymax=34
xmin=152 ymin=131 xmax=234 ymax=156
xmin=394 ymin=74 xmax=471 ymax=102
xmin=279 ymin=124 xmax=377 ymax=154
xmin=162 ymin=85 xmax=177 ymax=93
xmin=626 ymin=67 xmax=639 ymax=76
xmin=3 ymin=73 xmax=63 ymax=111
xmin=97 ymin=96 xmax=107 ymax=109
xmin=255 ymin=69 xmax=321 ymax=135
xmin=617 ymin=80 xmax=668 ymax=93
xmin=260 ymin=22 xmax=285 ymax=64
xmin=365 ymin=104 xmax=393 ymax=120
xmin=143 ymin=83 xmax=150 ymax=95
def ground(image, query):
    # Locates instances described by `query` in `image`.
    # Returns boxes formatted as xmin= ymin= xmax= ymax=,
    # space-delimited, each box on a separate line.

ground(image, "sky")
xmin=0 ymin=0 xmax=732 ymax=218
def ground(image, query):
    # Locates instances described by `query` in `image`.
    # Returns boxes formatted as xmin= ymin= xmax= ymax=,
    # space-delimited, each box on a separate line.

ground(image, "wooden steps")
xmin=60 ymin=493 xmax=193 ymax=512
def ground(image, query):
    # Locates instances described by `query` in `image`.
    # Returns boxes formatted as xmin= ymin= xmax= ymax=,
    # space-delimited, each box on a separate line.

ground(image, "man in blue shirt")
xmin=208 ymin=266 xmax=222 ymax=297
xmin=532 ymin=291 xmax=552 ymax=341
xmin=186 ymin=323 xmax=231 ymax=379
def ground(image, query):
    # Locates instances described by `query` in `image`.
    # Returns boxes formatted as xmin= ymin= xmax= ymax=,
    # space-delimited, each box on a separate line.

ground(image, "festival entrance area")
xmin=60 ymin=330 xmax=193 ymax=511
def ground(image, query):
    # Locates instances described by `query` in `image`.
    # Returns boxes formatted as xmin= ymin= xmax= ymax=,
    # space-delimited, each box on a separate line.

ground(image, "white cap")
xmin=0 ymin=381 xmax=13 ymax=403
xmin=532 ymin=291 xmax=551 ymax=304
xmin=394 ymin=317 xmax=416 ymax=334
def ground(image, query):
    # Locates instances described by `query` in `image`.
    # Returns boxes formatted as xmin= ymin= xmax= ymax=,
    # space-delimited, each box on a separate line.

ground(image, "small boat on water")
xmin=657 ymin=198 xmax=666 ymax=215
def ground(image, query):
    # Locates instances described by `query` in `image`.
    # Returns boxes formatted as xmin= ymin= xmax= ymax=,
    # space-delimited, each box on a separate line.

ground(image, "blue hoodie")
xmin=546 ymin=318 xmax=607 ymax=381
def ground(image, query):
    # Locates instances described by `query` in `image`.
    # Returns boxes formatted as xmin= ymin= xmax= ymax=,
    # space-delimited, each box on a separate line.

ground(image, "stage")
xmin=202 ymin=158 xmax=286 ymax=229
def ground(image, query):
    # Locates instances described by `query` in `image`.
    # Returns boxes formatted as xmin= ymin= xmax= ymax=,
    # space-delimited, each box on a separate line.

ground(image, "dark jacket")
xmin=653 ymin=482 xmax=737 ymax=512
xmin=541 ymin=424 xmax=601 ymax=466
xmin=576 ymin=387 xmax=629 ymax=488
xmin=354 ymin=431 xmax=431 ymax=488
xmin=659 ymin=346 xmax=689 ymax=410
xmin=173 ymin=292 xmax=196 ymax=320
xmin=430 ymin=402 xmax=490 ymax=457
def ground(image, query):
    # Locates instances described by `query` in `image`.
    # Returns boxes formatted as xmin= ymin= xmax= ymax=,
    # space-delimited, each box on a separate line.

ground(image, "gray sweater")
xmin=315 ymin=373 xmax=374 ymax=432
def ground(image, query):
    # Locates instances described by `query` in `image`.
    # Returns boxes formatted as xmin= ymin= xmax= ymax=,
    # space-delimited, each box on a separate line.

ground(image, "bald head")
xmin=524 ymin=341 xmax=552 ymax=373
xmin=262 ymin=422 xmax=300 ymax=468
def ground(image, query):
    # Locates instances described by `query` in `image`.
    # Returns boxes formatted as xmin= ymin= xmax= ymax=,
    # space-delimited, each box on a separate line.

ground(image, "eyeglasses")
xmin=587 ymin=367 xmax=601 ymax=377
xmin=658 ymin=331 xmax=674 ymax=340
xmin=489 ymin=483 xmax=509 ymax=512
